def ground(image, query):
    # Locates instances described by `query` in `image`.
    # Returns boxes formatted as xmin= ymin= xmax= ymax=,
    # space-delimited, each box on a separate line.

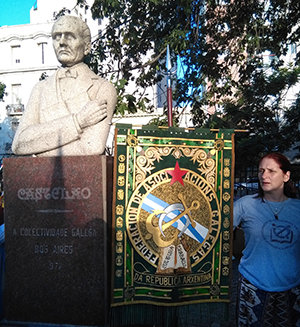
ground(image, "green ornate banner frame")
xmin=111 ymin=125 xmax=234 ymax=313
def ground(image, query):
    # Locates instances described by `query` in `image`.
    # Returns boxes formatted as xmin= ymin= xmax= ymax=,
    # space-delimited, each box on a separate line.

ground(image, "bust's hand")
xmin=76 ymin=100 xmax=108 ymax=129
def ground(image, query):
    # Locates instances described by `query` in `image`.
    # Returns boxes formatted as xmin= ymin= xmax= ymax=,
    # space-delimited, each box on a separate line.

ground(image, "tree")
xmin=200 ymin=0 xmax=300 ymax=168
xmin=0 ymin=82 xmax=6 ymax=101
xmin=80 ymin=0 xmax=300 ymax=166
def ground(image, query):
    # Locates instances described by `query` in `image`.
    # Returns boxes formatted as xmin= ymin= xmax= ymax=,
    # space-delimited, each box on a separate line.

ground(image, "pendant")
xmin=274 ymin=214 xmax=278 ymax=220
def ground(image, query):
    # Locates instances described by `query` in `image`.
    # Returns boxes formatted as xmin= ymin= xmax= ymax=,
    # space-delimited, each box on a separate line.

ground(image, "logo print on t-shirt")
xmin=270 ymin=223 xmax=293 ymax=243
xmin=262 ymin=220 xmax=298 ymax=249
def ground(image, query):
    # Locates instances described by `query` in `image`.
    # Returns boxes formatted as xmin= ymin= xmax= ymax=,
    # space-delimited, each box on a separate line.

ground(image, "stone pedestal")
xmin=3 ymin=155 xmax=112 ymax=326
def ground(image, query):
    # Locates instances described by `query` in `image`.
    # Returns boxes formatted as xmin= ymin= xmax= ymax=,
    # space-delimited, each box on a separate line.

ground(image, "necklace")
xmin=264 ymin=198 xmax=286 ymax=219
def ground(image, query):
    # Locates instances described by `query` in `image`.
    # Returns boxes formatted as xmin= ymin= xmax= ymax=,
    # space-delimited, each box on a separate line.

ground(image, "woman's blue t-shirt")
xmin=234 ymin=194 xmax=300 ymax=292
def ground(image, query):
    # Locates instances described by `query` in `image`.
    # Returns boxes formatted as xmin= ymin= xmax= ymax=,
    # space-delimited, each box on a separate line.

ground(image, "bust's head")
xmin=51 ymin=15 xmax=91 ymax=67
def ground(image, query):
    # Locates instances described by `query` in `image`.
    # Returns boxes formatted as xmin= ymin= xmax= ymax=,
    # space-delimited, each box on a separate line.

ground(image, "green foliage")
xmin=84 ymin=0 xmax=300 ymax=166
xmin=0 ymin=82 xmax=6 ymax=101
xmin=88 ymin=0 xmax=208 ymax=115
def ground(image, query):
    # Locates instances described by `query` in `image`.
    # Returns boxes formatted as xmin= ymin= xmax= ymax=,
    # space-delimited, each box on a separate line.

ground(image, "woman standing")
xmin=234 ymin=152 xmax=300 ymax=326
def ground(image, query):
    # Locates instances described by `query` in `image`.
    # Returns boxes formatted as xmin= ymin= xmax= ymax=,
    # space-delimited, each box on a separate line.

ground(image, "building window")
xmin=11 ymin=117 xmax=20 ymax=132
xmin=11 ymin=45 xmax=21 ymax=65
xmin=38 ymin=42 xmax=47 ymax=64
xmin=11 ymin=84 xmax=22 ymax=105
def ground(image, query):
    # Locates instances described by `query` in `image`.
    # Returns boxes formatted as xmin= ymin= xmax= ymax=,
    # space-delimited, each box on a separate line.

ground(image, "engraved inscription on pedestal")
xmin=3 ymin=155 xmax=112 ymax=326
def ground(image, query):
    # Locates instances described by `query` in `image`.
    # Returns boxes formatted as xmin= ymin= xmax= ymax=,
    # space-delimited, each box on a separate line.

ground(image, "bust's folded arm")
xmin=12 ymin=115 xmax=81 ymax=156
xmin=12 ymin=84 xmax=81 ymax=156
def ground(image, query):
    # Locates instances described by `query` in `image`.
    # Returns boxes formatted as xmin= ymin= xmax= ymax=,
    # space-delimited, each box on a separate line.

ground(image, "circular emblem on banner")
xmin=126 ymin=166 xmax=221 ymax=271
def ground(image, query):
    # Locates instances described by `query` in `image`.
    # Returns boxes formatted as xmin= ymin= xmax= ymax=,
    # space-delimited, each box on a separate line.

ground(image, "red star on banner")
xmin=166 ymin=161 xmax=188 ymax=186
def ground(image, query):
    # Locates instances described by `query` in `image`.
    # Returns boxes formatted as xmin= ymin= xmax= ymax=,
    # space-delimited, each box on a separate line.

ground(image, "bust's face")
xmin=52 ymin=18 xmax=90 ymax=67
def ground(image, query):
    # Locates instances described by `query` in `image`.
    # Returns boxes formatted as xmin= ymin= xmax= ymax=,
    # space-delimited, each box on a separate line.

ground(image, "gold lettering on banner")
xmin=126 ymin=168 xmax=222 ymax=270
xmin=138 ymin=271 xmax=212 ymax=287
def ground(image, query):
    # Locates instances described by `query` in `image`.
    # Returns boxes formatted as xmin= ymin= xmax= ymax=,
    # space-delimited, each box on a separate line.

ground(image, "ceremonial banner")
xmin=111 ymin=126 xmax=235 ymax=326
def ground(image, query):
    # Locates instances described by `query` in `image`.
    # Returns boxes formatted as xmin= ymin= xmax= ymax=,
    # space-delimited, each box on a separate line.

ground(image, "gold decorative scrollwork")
xmin=117 ymin=189 xmax=124 ymax=200
xmin=116 ymin=242 xmax=123 ymax=253
xmin=223 ymin=205 xmax=230 ymax=215
xmin=116 ymin=205 xmax=124 ymax=215
xmin=118 ymin=176 xmax=125 ymax=187
xmin=116 ymin=230 xmax=123 ymax=241
xmin=222 ymin=256 xmax=230 ymax=265
xmin=115 ymin=269 xmax=122 ymax=277
xmin=223 ymin=217 xmax=230 ymax=228
xmin=118 ymin=163 xmax=125 ymax=174
xmin=116 ymin=217 xmax=123 ymax=228
xmin=223 ymin=179 xmax=230 ymax=189
xmin=118 ymin=154 xmax=126 ymax=162
xmin=127 ymin=135 xmax=138 ymax=147
xmin=223 ymin=231 xmax=230 ymax=241
xmin=116 ymin=255 xmax=123 ymax=266
xmin=224 ymin=167 xmax=230 ymax=178
xmin=223 ymin=243 xmax=230 ymax=253
xmin=183 ymin=148 xmax=215 ymax=186
xmin=135 ymin=147 xmax=173 ymax=186
xmin=214 ymin=139 xmax=224 ymax=151
xmin=222 ymin=267 xmax=229 ymax=276
xmin=134 ymin=145 xmax=216 ymax=187
xmin=223 ymin=192 xmax=231 ymax=202
xmin=172 ymin=147 xmax=184 ymax=159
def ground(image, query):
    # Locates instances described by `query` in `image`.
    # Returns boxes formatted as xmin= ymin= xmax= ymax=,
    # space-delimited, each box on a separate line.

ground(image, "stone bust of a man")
xmin=12 ymin=15 xmax=117 ymax=157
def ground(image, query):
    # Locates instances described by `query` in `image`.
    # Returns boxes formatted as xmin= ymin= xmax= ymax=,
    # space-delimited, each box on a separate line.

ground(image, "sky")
xmin=0 ymin=0 xmax=35 ymax=27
